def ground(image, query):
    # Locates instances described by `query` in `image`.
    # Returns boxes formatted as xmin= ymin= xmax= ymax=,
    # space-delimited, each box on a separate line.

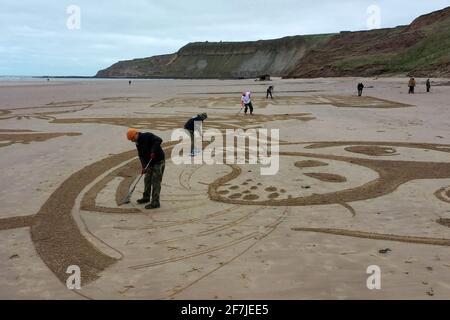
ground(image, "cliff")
xmin=96 ymin=6 xmax=450 ymax=79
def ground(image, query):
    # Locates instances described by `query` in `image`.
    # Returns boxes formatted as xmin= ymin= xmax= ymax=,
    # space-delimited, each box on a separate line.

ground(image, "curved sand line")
xmin=291 ymin=227 xmax=450 ymax=247
xmin=30 ymin=150 xmax=139 ymax=285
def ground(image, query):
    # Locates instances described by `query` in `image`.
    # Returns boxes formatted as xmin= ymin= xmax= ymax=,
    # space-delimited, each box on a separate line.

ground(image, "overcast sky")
xmin=1 ymin=0 xmax=449 ymax=76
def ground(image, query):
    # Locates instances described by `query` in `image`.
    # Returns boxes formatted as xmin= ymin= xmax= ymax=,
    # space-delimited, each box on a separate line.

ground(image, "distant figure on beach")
xmin=266 ymin=86 xmax=274 ymax=99
xmin=408 ymin=77 xmax=416 ymax=94
xmin=426 ymin=79 xmax=431 ymax=93
xmin=357 ymin=83 xmax=365 ymax=96
xmin=241 ymin=91 xmax=254 ymax=115
xmin=129 ymin=80 xmax=132 ymax=86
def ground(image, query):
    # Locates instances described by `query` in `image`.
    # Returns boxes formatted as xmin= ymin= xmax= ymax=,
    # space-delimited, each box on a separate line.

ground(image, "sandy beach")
xmin=1 ymin=77 xmax=450 ymax=299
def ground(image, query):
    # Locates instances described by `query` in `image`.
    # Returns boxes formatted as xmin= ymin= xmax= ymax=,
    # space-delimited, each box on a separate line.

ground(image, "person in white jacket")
xmin=241 ymin=91 xmax=254 ymax=115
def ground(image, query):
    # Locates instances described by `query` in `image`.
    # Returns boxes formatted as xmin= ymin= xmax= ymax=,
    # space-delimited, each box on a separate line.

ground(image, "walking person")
xmin=266 ymin=85 xmax=274 ymax=99
xmin=241 ymin=91 xmax=254 ymax=115
xmin=127 ymin=128 xmax=165 ymax=210
xmin=426 ymin=79 xmax=431 ymax=93
xmin=184 ymin=113 xmax=208 ymax=157
xmin=408 ymin=77 xmax=416 ymax=94
xmin=357 ymin=82 xmax=365 ymax=96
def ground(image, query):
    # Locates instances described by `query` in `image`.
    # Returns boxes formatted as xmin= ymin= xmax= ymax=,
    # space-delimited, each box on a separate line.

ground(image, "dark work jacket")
xmin=184 ymin=115 xmax=204 ymax=132
xmin=136 ymin=132 xmax=165 ymax=168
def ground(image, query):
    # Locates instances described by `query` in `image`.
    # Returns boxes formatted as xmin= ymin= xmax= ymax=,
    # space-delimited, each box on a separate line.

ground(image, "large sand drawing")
xmin=1 ymin=94 xmax=449 ymax=298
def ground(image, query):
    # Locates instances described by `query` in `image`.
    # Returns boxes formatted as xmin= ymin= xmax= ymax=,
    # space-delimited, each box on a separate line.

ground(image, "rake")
xmin=118 ymin=159 xmax=152 ymax=206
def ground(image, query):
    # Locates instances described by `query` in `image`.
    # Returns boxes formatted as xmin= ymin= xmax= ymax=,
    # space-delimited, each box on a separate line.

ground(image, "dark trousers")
xmin=409 ymin=86 xmax=415 ymax=94
xmin=244 ymin=102 xmax=253 ymax=114
xmin=266 ymin=90 xmax=273 ymax=99
xmin=358 ymin=89 xmax=363 ymax=96
xmin=143 ymin=160 xmax=165 ymax=206
xmin=427 ymin=86 xmax=431 ymax=93
xmin=187 ymin=129 xmax=195 ymax=153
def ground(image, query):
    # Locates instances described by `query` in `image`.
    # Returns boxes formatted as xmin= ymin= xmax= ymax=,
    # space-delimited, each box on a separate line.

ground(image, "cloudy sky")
xmin=1 ymin=0 xmax=449 ymax=76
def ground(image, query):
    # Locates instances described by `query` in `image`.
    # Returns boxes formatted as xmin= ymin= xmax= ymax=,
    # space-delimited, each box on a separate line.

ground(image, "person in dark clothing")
xmin=426 ymin=79 xmax=431 ymax=93
xmin=129 ymin=80 xmax=132 ymax=86
xmin=408 ymin=77 xmax=416 ymax=94
xmin=184 ymin=113 xmax=208 ymax=156
xmin=127 ymin=128 xmax=165 ymax=209
xmin=266 ymin=86 xmax=274 ymax=99
xmin=357 ymin=83 xmax=364 ymax=96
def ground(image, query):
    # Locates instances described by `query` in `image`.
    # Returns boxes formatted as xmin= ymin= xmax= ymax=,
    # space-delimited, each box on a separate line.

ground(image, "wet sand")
xmin=1 ymin=77 xmax=450 ymax=299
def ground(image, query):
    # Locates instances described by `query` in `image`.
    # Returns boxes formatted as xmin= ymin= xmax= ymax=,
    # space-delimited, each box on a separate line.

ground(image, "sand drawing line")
xmin=129 ymin=232 xmax=261 ymax=270
xmin=168 ymin=207 xmax=290 ymax=298
xmin=292 ymin=227 xmax=450 ymax=246
xmin=115 ymin=205 xmax=241 ymax=231
xmin=0 ymin=132 xmax=81 ymax=148
xmin=0 ymin=215 xmax=35 ymax=231
xmin=154 ymin=206 xmax=265 ymax=245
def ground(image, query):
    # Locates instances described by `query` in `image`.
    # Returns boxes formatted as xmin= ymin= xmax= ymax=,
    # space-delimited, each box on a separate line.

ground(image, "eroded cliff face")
xmin=286 ymin=6 xmax=450 ymax=78
xmin=96 ymin=7 xmax=450 ymax=79
xmin=95 ymin=35 xmax=332 ymax=78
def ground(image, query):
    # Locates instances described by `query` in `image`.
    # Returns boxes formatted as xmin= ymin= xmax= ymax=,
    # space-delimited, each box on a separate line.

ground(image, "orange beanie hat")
xmin=127 ymin=128 xmax=138 ymax=141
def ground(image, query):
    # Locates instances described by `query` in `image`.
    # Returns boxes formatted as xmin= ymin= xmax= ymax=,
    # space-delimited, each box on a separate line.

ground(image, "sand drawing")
xmin=1 ymin=94 xmax=449 ymax=298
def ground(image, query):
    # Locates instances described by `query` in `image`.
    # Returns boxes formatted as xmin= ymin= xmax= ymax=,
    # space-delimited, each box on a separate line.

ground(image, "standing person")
xmin=408 ymin=77 xmax=416 ymax=94
xmin=266 ymin=85 xmax=274 ymax=99
xmin=241 ymin=91 xmax=254 ymax=115
xmin=184 ymin=113 xmax=208 ymax=156
xmin=357 ymin=83 xmax=365 ymax=96
xmin=426 ymin=79 xmax=431 ymax=93
xmin=129 ymin=80 xmax=132 ymax=86
xmin=127 ymin=128 xmax=165 ymax=210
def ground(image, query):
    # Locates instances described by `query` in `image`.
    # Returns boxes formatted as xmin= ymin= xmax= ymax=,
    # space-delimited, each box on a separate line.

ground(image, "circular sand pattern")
xmin=304 ymin=173 xmax=347 ymax=183
xmin=345 ymin=146 xmax=397 ymax=156
xmin=268 ymin=193 xmax=280 ymax=199
xmin=295 ymin=160 xmax=329 ymax=168
xmin=229 ymin=193 xmax=243 ymax=199
xmin=435 ymin=186 xmax=450 ymax=204
xmin=218 ymin=190 xmax=229 ymax=195
xmin=230 ymin=186 xmax=239 ymax=190
xmin=265 ymin=187 xmax=277 ymax=192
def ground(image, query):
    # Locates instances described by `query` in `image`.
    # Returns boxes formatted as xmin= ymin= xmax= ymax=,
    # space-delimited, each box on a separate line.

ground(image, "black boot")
xmin=145 ymin=202 xmax=160 ymax=210
xmin=137 ymin=198 xmax=150 ymax=204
